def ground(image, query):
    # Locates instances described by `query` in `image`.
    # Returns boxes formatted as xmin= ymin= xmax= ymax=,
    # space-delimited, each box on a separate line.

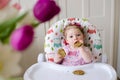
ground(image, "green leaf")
xmin=0 ymin=12 xmax=28 ymax=42
xmin=0 ymin=12 xmax=28 ymax=33
xmin=0 ymin=35 xmax=9 ymax=44
xmin=0 ymin=23 xmax=16 ymax=39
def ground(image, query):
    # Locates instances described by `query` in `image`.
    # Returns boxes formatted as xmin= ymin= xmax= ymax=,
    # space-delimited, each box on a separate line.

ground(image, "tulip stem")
xmin=31 ymin=21 xmax=41 ymax=28
xmin=0 ymin=11 xmax=28 ymax=33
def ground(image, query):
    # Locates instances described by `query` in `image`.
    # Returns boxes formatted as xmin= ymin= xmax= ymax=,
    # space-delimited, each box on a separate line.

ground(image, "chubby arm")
xmin=78 ymin=46 xmax=93 ymax=63
xmin=54 ymin=48 xmax=66 ymax=64
xmin=54 ymin=53 xmax=63 ymax=63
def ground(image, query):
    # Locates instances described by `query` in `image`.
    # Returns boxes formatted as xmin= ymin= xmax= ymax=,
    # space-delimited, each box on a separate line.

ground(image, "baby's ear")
xmin=63 ymin=39 xmax=69 ymax=45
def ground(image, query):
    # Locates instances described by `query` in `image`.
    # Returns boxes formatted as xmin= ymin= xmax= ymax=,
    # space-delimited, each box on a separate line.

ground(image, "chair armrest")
xmin=37 ymin=53 xmax=46 ymax=63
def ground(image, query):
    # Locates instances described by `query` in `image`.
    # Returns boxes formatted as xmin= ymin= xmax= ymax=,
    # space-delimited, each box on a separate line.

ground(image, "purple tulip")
xmin=10 ymin=25 xmax=34 ymax=51
xmin=33 ymin=0 xmax=60 ymax=22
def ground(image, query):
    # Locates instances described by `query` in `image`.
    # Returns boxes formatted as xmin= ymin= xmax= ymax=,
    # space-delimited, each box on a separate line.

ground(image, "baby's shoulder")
xmin=62 ymin=45 xmax=70 ymax=53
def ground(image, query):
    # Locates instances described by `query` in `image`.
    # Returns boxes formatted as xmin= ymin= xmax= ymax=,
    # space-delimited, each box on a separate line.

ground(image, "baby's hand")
xmin=78 ymin=45 xmax=84 ymax=51
xmin=54 ymin=48 xmax=66 ymax=63
xmin=54 ymin=53 xmax=63 ymax=63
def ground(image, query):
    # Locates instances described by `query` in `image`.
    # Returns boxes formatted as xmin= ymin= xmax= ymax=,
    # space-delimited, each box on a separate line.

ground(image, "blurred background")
xmin=0 ymin=0 xmax=120 ymax=79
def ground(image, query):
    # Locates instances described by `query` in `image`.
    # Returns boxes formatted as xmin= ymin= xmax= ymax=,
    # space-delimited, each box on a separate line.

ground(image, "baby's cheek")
xmin=67 ymin=41 xmax=72 ymax=45
xmin=69 ymin=41 xmax=73 ymax=44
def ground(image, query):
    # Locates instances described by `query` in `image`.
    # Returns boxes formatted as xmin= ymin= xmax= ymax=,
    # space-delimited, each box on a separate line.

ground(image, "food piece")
xmin=74 ymin=41 xmax=83 ymax=47
xmin=58 ymin=48 xmax=66 ymax=58
xmin=73 ymin=70 xmax=85 ymax=75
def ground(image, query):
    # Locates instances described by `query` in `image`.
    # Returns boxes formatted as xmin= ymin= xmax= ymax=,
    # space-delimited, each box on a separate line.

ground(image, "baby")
xmin=54 ymin=24 xmax=93 ymax=66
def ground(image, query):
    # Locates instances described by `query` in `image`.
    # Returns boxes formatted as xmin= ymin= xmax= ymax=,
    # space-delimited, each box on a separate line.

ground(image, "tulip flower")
xmin=33 ymin=0 xmax=60 ymax=22
xmin=0 ymin=12 xmax=28 ymax=43
xmin=0 ymin=0 xmax=10 ymax=9
xmin=10 ymin=25 xmax=34 ymax=51
xmin=0 ymin=0 xmax=61 ymax=51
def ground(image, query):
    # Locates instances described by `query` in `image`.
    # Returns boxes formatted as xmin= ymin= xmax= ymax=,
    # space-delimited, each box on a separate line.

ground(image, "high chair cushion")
xmin=44 ymin=18 xmax=102 ymax=62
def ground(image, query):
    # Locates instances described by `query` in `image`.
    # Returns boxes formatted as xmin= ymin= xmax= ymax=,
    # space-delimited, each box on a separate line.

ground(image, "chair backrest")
xmin=44 ymin=18 xmax=103 ymax=62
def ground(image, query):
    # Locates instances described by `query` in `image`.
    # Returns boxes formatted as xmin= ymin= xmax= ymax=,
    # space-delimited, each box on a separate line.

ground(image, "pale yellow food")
xmin=73 ymin=70 xmax=85 ymax=75
xmin=74 ymin=41 xmax=83 ymax=47
xmin=58 ymin=48 xmax=66 ymax=58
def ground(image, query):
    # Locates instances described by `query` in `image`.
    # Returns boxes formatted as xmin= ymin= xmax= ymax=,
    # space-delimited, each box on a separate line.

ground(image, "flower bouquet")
xmin=0 ymin=0 xmax=60 ymax=79
xmin=0 ymin=0 xmax=60 ymax=51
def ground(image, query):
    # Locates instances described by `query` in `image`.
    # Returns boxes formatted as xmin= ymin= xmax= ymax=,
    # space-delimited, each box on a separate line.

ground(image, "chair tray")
xmin=24 ymin=62 xmax=116 ymax=80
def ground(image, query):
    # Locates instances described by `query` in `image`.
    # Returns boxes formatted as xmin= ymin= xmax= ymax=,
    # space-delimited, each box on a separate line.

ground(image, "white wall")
xmin=114 ymin=0 xmax=120 ymax=78
xmin=117 ymin=17 xmax=120 ymax=78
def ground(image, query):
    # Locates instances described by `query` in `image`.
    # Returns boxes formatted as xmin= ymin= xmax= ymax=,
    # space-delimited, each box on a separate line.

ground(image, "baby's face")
xmin=66 ymin=28 xmax=84 ymax=47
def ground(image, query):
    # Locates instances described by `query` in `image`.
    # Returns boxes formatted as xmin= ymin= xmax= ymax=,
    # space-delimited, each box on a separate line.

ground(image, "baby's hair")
xmin=63 ymin=23 xmax=84 ymax=37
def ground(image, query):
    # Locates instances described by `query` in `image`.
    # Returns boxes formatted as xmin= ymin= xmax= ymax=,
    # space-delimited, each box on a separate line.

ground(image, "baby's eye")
xmin=69 ymin=36 xmax=73 ymax=38
xmin=77 ymin=34 xmax=81 ymax=36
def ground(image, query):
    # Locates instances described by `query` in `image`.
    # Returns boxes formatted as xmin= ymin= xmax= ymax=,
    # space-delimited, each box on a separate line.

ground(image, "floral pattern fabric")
xmin=44 ymin=18 xmax=103 ymax=62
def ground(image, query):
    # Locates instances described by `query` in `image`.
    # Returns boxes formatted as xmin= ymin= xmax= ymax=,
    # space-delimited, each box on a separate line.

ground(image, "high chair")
xmin=24 ymin=18 xmax=117 ymax=80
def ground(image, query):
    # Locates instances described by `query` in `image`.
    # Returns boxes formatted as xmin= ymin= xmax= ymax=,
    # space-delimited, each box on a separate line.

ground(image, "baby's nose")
xmin=74 ymin=36 xmax=78 ymax=40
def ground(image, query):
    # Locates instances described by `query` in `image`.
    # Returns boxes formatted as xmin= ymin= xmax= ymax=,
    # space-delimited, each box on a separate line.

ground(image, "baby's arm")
xmin=78 ymin=46 xmax=93 ymax=63
xmin=54 ymin=48 xmax=66 ymax=64
xmin=54 ymin=53 xmax=63 ymax=63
